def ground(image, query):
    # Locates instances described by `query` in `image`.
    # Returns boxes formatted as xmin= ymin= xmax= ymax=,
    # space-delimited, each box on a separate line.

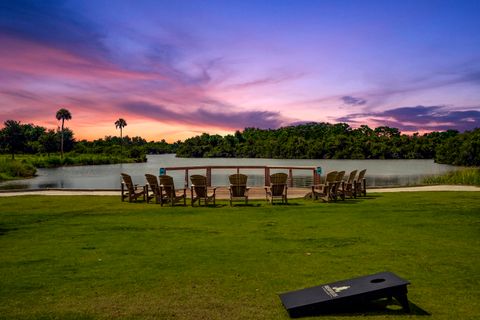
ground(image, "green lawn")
xmin=1 ymin=192 xmax=479 ymax=319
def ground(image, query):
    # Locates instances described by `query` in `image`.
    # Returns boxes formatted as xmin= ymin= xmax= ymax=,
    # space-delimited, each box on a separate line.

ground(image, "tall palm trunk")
xmin=120 ymin=127 xmax=123 ymax=155
xmin=60 ymin=119 xmax=65 ymax=158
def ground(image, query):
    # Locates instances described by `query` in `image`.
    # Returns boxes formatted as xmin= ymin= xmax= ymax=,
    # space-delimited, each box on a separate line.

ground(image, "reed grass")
xmin=0 ymin=158 xmax=36 ymax=181
xmin=424 ymin=167 xmax=480 ymax=186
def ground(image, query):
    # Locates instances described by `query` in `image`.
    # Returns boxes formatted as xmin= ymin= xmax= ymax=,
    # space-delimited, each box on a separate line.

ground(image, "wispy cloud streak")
xmin=337 ymin=106 xmax=480 ymax=132
xmin=119 ymin=101 xmax=288 ymax=130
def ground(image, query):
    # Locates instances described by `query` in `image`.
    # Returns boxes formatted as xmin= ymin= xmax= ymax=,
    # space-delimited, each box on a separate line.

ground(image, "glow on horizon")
xmin=0 ymin=0 xmax=479 ymax=142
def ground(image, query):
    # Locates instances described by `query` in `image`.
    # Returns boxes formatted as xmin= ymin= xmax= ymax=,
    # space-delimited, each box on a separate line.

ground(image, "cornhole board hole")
xmin=279 ymin=271 xmax=410 ymax=318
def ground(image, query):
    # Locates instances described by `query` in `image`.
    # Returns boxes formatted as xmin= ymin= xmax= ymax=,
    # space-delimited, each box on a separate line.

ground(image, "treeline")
xmin=176 ymin=123 xmax=480 ymax=166
xmin=2 ymin=120 xmax=478 ymax=167
xmin=0 ymin=120 xmax=179 ymax=163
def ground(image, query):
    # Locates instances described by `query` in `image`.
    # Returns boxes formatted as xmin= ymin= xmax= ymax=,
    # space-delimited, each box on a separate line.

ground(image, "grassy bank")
xmin=424 ymin=167 xmax=480 ymax=186
xmin=0 ymin=153 xmax=146 ymax=180
xmin=26 ymin=153 xmax=146 ymax=168
xmin=1 ymin=192 xmax=479 ymax=319
xmin=0 ymin=158 xmax=36 ymax=181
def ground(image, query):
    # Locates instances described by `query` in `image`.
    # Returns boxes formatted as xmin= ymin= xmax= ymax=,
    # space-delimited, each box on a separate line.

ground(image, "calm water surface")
xmin=0 ymin=154 xmax=459 ymax=190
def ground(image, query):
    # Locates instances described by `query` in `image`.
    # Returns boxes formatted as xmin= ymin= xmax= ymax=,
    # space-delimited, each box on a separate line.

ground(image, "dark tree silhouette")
xmin=115 ymin=118 xmax=127 ymax=154
xmin=56 ymin=108 xmax=72 ymax=158
xmin=0 ymin=120 xmax=26 ymax=159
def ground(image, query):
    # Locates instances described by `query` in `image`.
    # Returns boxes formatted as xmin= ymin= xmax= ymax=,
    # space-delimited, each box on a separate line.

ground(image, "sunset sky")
xmin=1 ymin=0 xmax=479 ymax=142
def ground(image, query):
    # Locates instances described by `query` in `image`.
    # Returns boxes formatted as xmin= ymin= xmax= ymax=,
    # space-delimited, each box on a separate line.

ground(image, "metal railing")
xmin=161 ymin=165 xmax=321 ymax=187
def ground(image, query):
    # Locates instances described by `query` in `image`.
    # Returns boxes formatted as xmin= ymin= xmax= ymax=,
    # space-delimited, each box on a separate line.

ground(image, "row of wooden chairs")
xmin=311 ymin=169 xmax=367 ymax=202
xmin=121 ymin=170 xmax=366 ymax=205
xmin=121 ymin=172 xmax=289 ymax=206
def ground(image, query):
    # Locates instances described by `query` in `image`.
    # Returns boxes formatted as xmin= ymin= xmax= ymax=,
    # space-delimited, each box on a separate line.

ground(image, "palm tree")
xmin=115 ymin=118 xmax=127 ymax=154
xmin=56 ymin=108 xmax=72 ymax=158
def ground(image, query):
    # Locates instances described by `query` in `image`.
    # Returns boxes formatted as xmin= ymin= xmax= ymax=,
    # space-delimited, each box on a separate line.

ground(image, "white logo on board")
xmin=332 ymin=286 xmax=350 ymax=293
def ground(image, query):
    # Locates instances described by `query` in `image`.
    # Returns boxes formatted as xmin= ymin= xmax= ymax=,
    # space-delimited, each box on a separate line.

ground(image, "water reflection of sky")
xmin=0 ymin=154 xmax=459 ymax=190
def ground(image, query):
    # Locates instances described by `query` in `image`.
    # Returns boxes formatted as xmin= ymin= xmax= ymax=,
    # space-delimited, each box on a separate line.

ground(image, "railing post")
xmin=206 ymin=167 xmax=212 ymax=187
xmin=313 ymin=169 xmax=320 ymax=185
xmin=236 ymin=167 xmax=240 ymax=174
xmin=185 ymin=169 xmax=189 ymax=187
xmin=264 ymin=167 xmax=270 ymax=186
xmin=289 ymin=168 xmax=293 ymax=187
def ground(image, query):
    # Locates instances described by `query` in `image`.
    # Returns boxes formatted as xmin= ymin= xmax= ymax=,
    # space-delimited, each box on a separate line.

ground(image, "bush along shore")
xmin=0 ymin=153 xmax=146 ymax=181
xmin=424 ymin=167 xmax=480 ymax=186
xmin=0 ymin=158 xmax=36 ymax=181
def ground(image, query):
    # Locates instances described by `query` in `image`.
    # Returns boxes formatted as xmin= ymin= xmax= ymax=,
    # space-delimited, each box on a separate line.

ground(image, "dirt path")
xmin=0 ymin=185 xmax=478 ymax=198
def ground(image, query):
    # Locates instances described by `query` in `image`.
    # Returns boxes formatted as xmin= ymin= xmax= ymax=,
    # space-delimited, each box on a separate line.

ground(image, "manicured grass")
xmin=1 ymin=193 xmax=479 ymax=319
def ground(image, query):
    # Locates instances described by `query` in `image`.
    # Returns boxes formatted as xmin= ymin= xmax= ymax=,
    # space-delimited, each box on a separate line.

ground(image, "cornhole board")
xmin=279 ymin=271 xmax=410 ymax=317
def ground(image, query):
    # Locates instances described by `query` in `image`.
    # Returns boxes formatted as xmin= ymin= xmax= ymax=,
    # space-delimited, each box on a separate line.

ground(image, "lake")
xmin=0 ymin=154 xmax=459 ymax=190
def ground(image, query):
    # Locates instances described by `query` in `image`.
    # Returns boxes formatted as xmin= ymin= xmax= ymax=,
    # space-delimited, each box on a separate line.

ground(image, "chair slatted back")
xmin=145 ymin=174 xmax=161 ymax=195
xmin=325 ymin=171 xmax=338 ymax=184
xmin=346 ymin=170 xmax=357 ymax=184
xmin=357 ymin=169 xmax=366 ymax=181
xmin=159 ymin=175 xmax=176 ymax=197
xmin=336 ymin=171 xmax=345 ymax=182
xmin=121 ymin=173 xmax=135 ymax=192
xmin=229 ymin=173 xmax=248 ymax=197
xmin=269 ymin=173 xmax=288 ymax=196
xmin=190 ymin=175 xmax=208 ymax=197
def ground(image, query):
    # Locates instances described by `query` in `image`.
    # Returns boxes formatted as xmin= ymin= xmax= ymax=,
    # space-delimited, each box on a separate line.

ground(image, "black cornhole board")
xmin=279 ymin=271 xmax=410 ymax=318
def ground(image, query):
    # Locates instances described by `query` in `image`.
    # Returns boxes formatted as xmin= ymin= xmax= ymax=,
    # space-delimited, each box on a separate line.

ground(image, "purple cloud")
xmin=0 ymin=89 xmax=41 ymax=101
xmin=341 ymin=95 xmax=366 ymax=106
xmin=119 ymin=101 xmax=288 ymax=130
xmin=337 ymin=105 xmax=480 ymax=132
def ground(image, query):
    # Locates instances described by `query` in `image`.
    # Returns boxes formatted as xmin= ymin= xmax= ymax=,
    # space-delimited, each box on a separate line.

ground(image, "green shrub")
xmin=0 ymin=158 xmax=36 ymax=180
xmin=424 ymin=168 xmax=480 ymax=186
xmin=45 ymin=156 xmax=62 ymax=167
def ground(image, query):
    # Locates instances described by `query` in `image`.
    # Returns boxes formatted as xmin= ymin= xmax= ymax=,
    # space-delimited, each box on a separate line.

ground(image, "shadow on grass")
xmin=229 ymin=203 xmax=262 ymax=207
xmin=287 ymin=298 xmax=430 ymax=318
xmin=268 ymin=202 xmax=302 ymax=206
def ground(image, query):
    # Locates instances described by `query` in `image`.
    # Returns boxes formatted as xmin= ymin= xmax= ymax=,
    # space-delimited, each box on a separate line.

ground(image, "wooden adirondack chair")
xmin=355 ymin=169 xmax=367 ymax=197
xmin=228 ymin=173 xmax=249 ymax=206
xmin=332 ymin=170 xmax=346 ymax=201
xmin=145 ymin=174 xmax=163 ymax=204
xmin=265 ymin=172 xmax=288 ymax=204
xmin=190 ymin=174 xmax=216 ymax=206
xmin=311 ymin=171 xmax=337 ymax=202
xmin=159 ymin=175 xmax=186 ymax=206
xmin=121 ymin=173 xmax=146 ymax=202
xmin=343 ymin=170 xmax=358 ymax=199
